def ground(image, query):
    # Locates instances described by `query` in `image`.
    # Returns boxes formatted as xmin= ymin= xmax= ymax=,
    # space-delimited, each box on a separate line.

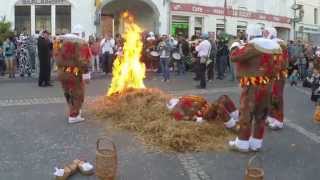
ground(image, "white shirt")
xmin=100 ymin=38 xmax=115 ymax=54
xmin=196 ymin=40 xmax=211 ymax=57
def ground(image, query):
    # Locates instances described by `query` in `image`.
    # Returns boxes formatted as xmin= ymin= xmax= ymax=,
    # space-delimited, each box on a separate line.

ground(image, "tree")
xmin=0 ymin=17 xmax=14 ymax=45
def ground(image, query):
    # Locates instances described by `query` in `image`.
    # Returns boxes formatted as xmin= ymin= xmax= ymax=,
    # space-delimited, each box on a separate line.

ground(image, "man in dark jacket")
xmin=216 ymin=41 xmax=229 ymax=80
xmin=37 ymin=30 xmax=52 ymax=87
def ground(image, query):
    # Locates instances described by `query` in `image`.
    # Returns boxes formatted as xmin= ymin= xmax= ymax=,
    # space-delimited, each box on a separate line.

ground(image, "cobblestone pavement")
xmin=0 ymin=73 xmax=319 ymax=180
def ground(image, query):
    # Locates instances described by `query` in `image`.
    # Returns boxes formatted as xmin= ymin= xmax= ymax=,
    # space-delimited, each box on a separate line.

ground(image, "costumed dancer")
xmin=229 ymin=24 xmax=282 ymax=152
xmin=167 ymin=95 xmax=238 ymax=125
xmin=167 ymin=96 xmax=209 ymax=123
xmin=313 ymin=50 xmax=320 ymax=124
xmin=264 ymin=27 xmax=289 ymax=130
xmin=53 ymin=25 xmax=91 ymax=124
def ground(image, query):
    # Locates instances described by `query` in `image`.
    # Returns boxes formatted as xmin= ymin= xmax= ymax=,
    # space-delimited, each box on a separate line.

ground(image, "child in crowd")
xmin=311 ymin=69 xmax=320 ymax=104
xmin=288 ymin=69 xmax=299 ymax=86
xmin=303 ymin=61 xmax=314 ymax=88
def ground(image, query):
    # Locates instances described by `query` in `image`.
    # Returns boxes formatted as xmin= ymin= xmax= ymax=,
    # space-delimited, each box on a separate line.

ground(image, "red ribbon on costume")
xmin=79 ymin=45 xmax=92 ymax=61
xmin=62 ymin=42 xmax=76 ymax=60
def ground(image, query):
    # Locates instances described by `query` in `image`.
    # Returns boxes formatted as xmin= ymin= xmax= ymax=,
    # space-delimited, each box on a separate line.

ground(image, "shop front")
xmin=14 ymin=0 xmax=71 ymax=35
xmin=170 ymin=2 xmax=292 ymax=40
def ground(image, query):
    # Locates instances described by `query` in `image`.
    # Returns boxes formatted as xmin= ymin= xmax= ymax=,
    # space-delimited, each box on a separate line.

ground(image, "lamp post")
xmin=224 ymin=0 xmax=227 ymax=32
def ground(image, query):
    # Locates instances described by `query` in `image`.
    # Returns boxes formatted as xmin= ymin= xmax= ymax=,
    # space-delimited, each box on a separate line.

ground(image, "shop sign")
xmin=171 ymin=3 xmax=291 ymax=24
xmin=16 ymin=0 xmax=70 ymax=5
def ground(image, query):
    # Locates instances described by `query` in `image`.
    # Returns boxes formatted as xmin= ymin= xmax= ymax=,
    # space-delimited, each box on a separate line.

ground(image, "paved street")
xmin=0 ymin=73 xmax=319 ymax=180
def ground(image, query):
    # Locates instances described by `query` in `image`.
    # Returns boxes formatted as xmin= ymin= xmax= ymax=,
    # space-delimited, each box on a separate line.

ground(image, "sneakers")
xmin=249 ymin=137 xmax=263 ymax=152
xmin=269 ymin=120 xmax=284 ymax=130
xmin=229 ymin=138 xmax=249 ymax=153
xmin=229 ymin=110 xmax=239 ymax=121
xmin=229 ymin=137 xmax=263 ymax=152
xmin=266 ymin=116 xmax=275 ymax=125
xmin=224 ymin=111 xmax=239 ymax=129
xmin=266 ymin=116 xmax=284 ymax=130
xmin=68 ymin=114 xmax=85 ymax=124
xmin=224 ymin=117 xmax=237 ymax=129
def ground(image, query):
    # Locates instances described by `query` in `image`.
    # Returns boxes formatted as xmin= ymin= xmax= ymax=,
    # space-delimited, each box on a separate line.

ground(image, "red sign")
xmin=171 ymin=3 xmax=291 ymax=24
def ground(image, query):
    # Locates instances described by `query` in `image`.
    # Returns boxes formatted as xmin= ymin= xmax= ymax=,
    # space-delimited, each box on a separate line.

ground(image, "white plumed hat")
xmin=246 ymin=24 xmax=262 ymax=40
xmin=265 ymin=27 xmax=277 ymax=39
xmin=72 ymin=24 xmax=84 ymax=35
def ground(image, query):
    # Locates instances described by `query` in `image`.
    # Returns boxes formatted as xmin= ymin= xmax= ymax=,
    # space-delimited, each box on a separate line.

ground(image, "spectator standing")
xmin=157 ymin=34 xmax=172 ymax=82
xmin=0 ymin=47 xmax=5 ymax=76
xmin=195 ymin=33 xmax=211 ymax=89
xmin=3 ymin=37 xmax=16 ymax=78
xmin=37 ymin=30 xmax=52 ymax=87
xmin=177 ymin=34 xmax=189 ymax=75
xmin=216 ymin=41 xmax=229 ymax=80
xmin=90 ymin=37 xmax=101 ymax=72
xmin=100 ymin=33 xmax=115 ymax=74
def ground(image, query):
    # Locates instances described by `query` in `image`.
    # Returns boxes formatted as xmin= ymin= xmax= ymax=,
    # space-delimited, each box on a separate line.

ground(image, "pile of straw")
xmin=88 ymin=88 xmax=234 ymax=152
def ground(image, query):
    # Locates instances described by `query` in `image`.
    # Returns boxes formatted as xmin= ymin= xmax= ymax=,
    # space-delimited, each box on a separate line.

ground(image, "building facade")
xmin=294 ymin=0 xmax=320 ymax=41
xmin=0 ymin=0 xmax=296 ymax=40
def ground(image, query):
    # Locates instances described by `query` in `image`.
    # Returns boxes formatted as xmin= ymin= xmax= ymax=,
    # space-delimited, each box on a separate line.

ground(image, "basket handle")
xmin=247 ymin=155 xmax=263 ymax=169
xmin=96 ymin=137 xmax=116 ymax=152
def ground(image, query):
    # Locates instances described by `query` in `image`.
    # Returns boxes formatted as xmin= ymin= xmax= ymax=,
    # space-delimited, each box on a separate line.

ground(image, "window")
xmin=315 ymin=8 xmax=318 ymax=25
xmin=194 ymin=17 xmax=203 ymax=35
xmin=35 ymin=5 xmax=51 ymax=33
xmin=15 ymin=6 xmax=31 ymax=35
xmin=171 ymin=16 xmax=189 ymax=38
xmin=56 ymin=5 xmax=71 ymax=35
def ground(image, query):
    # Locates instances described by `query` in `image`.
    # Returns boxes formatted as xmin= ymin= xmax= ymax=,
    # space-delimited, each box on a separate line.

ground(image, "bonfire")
xmin=107 ymin=11 xmax=145 ymax=96
xmin=88 ymin=12 xmax=234 ymax=152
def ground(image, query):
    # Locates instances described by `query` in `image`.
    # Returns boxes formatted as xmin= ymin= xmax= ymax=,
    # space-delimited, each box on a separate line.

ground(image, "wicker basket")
xmin=96 ymin=137 xmax=117 ymax=180
xmin=245 ymin=155 xmax=264 ymax=180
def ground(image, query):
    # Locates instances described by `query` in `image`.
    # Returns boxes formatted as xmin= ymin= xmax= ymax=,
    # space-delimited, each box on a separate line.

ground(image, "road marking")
xmin=285 ymin=86 xmax=320 ymax=144
xmin=177 ymin=154 xmax=211 ymax=180
xmin=285 ymin=118 xmax=320 ymax=144
xmin=0 ymin=87 xmax=239 ymax=107
xmin=293 ymin=86 xmax=311 ymax=96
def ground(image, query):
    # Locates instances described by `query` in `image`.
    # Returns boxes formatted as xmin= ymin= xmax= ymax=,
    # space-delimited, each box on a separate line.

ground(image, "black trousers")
xmin=38 ymin=58 xmax=51 ymax=85
xmin=193 ymin=58 xmax=200 ymax=79
xmin=207 ymin=61 xmax=214 ymax=80
xmin=0 ymin=60 xmax=5 ymax=75
xmin=102 ymin=52 xmax=114 ymax=73
xmin=199 ymin=63 xmax=207 ymax=88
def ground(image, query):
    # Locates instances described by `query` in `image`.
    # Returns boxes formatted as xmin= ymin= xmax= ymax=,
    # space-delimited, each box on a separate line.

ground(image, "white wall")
xmin=69 ymin=0 xmax=96 ymax=39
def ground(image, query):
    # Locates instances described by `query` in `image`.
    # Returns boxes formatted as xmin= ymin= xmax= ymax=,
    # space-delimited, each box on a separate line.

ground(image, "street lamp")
xmin=224 ymin=0 xmax=227 ymax=32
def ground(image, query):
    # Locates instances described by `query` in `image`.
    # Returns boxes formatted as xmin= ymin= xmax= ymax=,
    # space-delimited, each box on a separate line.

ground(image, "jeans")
xmin=228 ymin=61 xmax=235 ymax=81
xmin=217 ymin=55 xmax=228 ymax=79
xmin=298 ymin=64 xmax=307 ymax=80
xmin=160 ymin=57 xmax=170 ymax=81
xmin=176 ymin=58 xmax=185 ymax=75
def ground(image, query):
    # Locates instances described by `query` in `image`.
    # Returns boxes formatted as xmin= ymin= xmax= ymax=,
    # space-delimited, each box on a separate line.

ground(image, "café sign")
xmin=16 ymin=0 xmax=71 ymax=5
xmin=171 ymin=2 xmax=291 ymax=24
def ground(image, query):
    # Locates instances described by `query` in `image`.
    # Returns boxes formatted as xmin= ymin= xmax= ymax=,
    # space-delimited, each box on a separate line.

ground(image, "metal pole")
xmin=224 ymin=0 xmax=227 ymax=32
xmin=293 ymin=0 xmax=296 ymax=40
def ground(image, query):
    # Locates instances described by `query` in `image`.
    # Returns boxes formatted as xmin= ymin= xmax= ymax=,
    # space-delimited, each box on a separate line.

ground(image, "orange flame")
xmin=107 ymin=12 xmax=146 ymax=96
